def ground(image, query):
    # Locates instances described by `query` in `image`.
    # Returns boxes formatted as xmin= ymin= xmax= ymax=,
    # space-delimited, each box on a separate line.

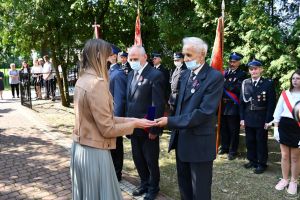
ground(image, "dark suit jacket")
xmin=221 ymin=68 xmax=247 ymax=116
xmin=156 ymin=64 xmax=171 ymax=101
xmin=240 ymin=77 xmax=276 ymax=127
xmin=167 ymin=63 xmax=224 ymax=162
xmin=126 ymin=64 xmax=165 ymax=136
xmin=109 ymin=64 xmax=127 ymax=117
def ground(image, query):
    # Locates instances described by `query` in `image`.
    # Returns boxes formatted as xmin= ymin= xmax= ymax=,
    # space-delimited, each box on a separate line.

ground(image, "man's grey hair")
xmin=128 ymin=45 xmax=146 ymax=56
xmin=183 ymin=37 xmax=208 ymax=56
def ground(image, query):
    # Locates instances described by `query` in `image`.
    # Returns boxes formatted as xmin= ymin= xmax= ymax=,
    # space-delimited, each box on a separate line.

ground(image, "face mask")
xmin=185 ymin=60 xmax=200 ymax=70
xmin=129 ymin=61 xmax=141 ymax=71
xmin=174 ymin=61 xmax=182 ymax=68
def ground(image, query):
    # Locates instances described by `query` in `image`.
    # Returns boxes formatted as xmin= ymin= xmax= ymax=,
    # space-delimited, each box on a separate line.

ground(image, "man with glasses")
xmin=219 ymin=52 xmax=247 ymax=160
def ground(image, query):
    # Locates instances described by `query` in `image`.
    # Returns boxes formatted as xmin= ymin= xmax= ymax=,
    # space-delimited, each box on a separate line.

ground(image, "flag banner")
xmin=210 ymin=17 xmax=224 ymax=73
xmin=134 ymin=10 xmax=142 ymax=46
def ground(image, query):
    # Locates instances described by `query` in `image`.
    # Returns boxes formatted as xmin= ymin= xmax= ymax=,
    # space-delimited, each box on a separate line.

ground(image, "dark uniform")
xmin=120 ymin=51 xmax=132 ymax=75
xmin=220 ymin=53 xmax=247 ymax=159
xmin=240 ymin=59 xmax=276 ymax=174
xmin=152 ymin=53 xmax=171 ymax=102
xmin=109 ymin=46 xmax=127 ymax=181
xmin=168 ymin=52 xmax=187 ymax=116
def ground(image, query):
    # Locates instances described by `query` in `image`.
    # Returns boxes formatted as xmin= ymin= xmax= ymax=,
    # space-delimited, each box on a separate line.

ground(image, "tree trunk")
xmin=51 ymin=48 xmax=69 ymax=107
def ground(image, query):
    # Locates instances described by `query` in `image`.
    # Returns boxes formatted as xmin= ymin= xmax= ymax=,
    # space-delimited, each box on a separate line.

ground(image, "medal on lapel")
xmin=138 ymin=76 xmax=144 ymax=86
xmin=191 ymin=80 xmax=199 ymax=94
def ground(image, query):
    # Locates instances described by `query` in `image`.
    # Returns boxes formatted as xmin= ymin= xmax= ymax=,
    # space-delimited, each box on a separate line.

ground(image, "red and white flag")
xmin=134 ymin=10 xmax=142 ymax=46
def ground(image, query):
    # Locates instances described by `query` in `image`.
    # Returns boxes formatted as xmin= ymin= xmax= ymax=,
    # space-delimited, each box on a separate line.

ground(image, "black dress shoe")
xmin=228 ymin=154 xmax=236 ymax=160
xmin=218 ymin=149 xmax=229 ymax=155
xmin=144 ymin=192 xmax=159 ymax=200
xmin=132 ymin=187 xmax=148 ymax=196
xmin=254 ymin=166 xmax=267 ymax=174
xmin=244 ymin=162 xmax=257 ymax=169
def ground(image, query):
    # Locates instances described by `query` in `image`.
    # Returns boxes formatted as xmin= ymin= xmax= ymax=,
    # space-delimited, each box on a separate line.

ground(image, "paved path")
xmin=0 ymin=91 xmax=171 ymax=200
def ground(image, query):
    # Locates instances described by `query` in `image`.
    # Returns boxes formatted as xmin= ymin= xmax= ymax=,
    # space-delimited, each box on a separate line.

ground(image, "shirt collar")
xmin=155 ymin=64 xmax=161 ymax=69
xmin=252 ymin=77 xmax=261 ymax=83
xmin=137 ymin=62 xmax=148 ymax=75
xmin=192 ymin=63 xmax=205 ymax=76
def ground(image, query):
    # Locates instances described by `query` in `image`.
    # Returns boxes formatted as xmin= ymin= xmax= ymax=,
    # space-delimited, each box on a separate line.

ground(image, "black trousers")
xmin=44 ymin=79 xmax=56 ymax=98
xmin=111 ymin=136 xmax=124 ymax=180
xmin=245 ymin=126 xmax=268 ymax=167
xmin=131 ymin=135 xmax=160 ymax=193
xmin=220 ymin=115 xmax=240 ymax=155
xmin=10 ymin=84 xmax=19 ymax=97
xmin=176 ymin=153 xmax=213 ymax=200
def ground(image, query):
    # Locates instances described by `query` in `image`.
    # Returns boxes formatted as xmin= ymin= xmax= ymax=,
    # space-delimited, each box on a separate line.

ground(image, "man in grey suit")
xmin=126 ymin=46 xmax=165 ymax=200
xmin=156 ymin=37 xmax=224 ymax=200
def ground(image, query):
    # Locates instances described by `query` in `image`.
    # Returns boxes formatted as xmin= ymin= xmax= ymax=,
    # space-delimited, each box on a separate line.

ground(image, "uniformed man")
xmin=219 ymin=52 xmax=247 ymax=160
xmin=120 ymin=51 xmax=132 ymax=75
xmin=108 ymin=45 xmax=127 ymax=181
xmin=168 ymin=52 xmax=187 ymax=115
xmin=240 ymin=59 xmax=276 ymax=174
xmin=152 ymin=52 xmax=170 ymax=101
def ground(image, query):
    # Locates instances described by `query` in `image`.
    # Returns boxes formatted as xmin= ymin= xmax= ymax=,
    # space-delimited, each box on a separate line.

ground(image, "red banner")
xmin=134 ymin=11 xmax=142 ymax=46
xmin=210 ymin=17 xmax=224 ymax=73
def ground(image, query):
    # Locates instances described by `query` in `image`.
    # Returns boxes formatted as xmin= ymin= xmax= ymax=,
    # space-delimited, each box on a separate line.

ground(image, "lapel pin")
xmin=191 ymin=88 xmax=195 ymax=93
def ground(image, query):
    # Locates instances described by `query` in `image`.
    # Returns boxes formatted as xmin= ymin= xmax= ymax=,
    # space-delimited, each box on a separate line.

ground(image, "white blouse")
xmin=273 ymin=90 xmax=300 ymax=123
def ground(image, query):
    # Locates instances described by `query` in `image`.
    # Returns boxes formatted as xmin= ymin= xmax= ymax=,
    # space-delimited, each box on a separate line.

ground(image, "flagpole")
xmin=216 ymin=0 xmax=225 ymax=154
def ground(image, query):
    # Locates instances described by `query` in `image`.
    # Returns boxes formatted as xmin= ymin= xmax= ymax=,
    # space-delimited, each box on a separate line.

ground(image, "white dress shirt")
xmin=43 ymin=62 xmax=54 ymax=80
xmin=273 ymin=90 xmax=300 ymax=122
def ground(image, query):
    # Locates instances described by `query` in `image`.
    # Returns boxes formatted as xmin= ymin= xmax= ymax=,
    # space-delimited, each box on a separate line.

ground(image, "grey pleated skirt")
xmin=70 ymin=142 xmax=123 ymax=200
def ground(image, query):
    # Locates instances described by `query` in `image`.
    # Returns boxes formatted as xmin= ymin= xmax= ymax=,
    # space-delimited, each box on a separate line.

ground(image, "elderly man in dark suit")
xmin=156 ymin=37 xmax=224 ymax=200
xmin=126 ymin=46 xmax=165 ymax=200
xmin=108 ymin=45 xmax=127 ymax=181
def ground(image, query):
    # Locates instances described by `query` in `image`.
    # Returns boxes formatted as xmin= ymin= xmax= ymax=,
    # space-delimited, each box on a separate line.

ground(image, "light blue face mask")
xmin=185 ymin=60 xmax=200 ymax=70
xmin=129 ymin=61 xmax=141 ymax=71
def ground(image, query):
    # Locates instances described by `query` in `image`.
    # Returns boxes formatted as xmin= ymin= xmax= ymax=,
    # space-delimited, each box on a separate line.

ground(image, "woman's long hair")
xmin=81 ymin=39 xmax=112 ymax=82
xmin=290 ymin=69 xmax=300 ymax=91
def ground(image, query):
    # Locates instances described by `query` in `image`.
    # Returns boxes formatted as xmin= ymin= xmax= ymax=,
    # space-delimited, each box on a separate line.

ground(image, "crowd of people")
xmin=2 ymin=55 xmax=57 ymax=101
xmin=71 ymin=37 xmax=300 ymax=200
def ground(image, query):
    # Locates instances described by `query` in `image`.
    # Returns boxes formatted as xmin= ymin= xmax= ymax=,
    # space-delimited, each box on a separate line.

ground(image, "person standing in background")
xmin=168 ymin=52 xmax=187 ymax=116
xmin=8 ymin=63 xmax=20 ymax=98
xmin=0 ymin=69 xmax=4 ymax=99
xmin=108 ymin=45 xmax=128 ymax=181
xmin=240 ymin=59 xmax=276 ymax=174
xmin=219 ymin=52 xmax=247 ymax=160
xmin=31 ymin=58 xmax=43 ymax=100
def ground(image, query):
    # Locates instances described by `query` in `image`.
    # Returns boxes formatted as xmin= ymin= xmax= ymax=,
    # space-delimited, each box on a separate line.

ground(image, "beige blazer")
xmin=73 ymin=68 xmax=134 ymax=149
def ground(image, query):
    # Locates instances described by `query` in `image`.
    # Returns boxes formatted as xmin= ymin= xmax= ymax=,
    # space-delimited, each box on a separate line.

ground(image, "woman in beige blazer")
xmin=71 ymin=39 xmax=155 ymax=200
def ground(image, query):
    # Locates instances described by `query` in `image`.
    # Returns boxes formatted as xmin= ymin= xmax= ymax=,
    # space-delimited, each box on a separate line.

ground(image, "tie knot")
xmin=253 ymin=81 xmax=257 ymax=86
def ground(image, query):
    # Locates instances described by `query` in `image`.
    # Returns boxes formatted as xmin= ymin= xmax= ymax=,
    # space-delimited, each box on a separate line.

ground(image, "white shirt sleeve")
xmin=273 ymin=94 xmax=284 ymax=123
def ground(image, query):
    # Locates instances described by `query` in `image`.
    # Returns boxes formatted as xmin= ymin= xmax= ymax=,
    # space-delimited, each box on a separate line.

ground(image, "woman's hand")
xmin=133 ymin=118 xmax=156 ymax=129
